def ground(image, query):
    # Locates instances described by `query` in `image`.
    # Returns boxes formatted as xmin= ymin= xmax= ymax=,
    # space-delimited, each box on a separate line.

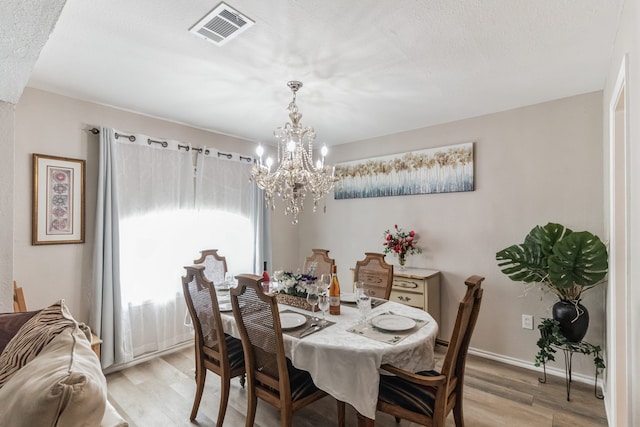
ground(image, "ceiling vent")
xmin=189 ymin=2 xmax=254 ymax=46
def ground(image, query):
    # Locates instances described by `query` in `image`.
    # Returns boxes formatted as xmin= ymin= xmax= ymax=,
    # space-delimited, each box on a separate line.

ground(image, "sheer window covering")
xmin=91 ymin=127 xmax=267 ymax=369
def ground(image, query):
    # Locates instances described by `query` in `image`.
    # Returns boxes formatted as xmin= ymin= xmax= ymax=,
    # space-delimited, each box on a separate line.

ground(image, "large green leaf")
xmin=496 ymin=243 xmax=548 ymax=283
xmin=496 ymin=223 xmax=570 ymax=284
xmin=497 ymin=223 xmax=608 ymax=295
xmin=524 ymin=223 xmax=572 ymax=257
xmin=548 ymin=231 xmax=609 ymax=288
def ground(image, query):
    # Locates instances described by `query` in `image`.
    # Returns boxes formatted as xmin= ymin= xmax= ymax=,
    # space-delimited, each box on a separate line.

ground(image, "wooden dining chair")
xmin=303 ymin=248 xmax=335 ymax=278
xmin=353 ymin=252 xmax=394 ymax=300
xmin=231 ymin=274 xmax=337 ymax=427
xmin=376 ymin=275 xmax=485 ymax=427
xmin=13 ymin=281 xmax=27 ymax=313
xmin=194 ymin=249 xmax=228 ymax=285
xmin=181 ymin=265 xmax=245 ymax=425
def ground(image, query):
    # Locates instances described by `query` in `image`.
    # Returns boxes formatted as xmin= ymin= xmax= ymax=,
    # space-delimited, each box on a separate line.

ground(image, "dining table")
xmin=218 ymin=295 xmax=438 ymax=425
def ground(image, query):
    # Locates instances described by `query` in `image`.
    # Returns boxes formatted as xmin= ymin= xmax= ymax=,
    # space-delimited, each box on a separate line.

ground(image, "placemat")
xmin=341 ymin=298 xmax=388 ymax=309
xmin=346 ymin=312 xmax=428 ymax=345
xmin=279 ymin=310 xmax=335 ymax=339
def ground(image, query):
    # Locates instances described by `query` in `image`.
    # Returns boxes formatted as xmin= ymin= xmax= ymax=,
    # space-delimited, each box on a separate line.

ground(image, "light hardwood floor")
xmin=106 ymin=345 xmax=607 ymax=427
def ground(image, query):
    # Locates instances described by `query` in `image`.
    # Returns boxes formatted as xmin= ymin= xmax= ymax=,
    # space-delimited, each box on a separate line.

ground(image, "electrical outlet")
xmin=522 ymin=314 xmax=534 ymax=330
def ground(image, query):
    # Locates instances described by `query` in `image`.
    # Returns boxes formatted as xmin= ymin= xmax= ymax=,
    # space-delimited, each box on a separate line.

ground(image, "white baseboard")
xmin=102 ymin=341 xmax=192 ymax=375
xmin=468 ymin=346 xmax=603 ymax=389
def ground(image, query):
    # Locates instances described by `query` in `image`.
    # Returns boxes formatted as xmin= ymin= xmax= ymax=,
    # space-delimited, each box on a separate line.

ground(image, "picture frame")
xmin=32 ymin=154 xmax=86 ymax=245
xmin=334 ymin=142 xmax=474 ymax=200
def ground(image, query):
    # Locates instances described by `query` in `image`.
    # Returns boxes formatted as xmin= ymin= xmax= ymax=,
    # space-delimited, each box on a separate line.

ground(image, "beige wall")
xmin=294 ymin=92 xmax=605 ymax=377
xmin=602 ymin=0 xmax=639 ymax=423
xmin=0 ymin=101 xmax=15 ymax=312
xmin=13 ymin=88 xmax=257 ymax=321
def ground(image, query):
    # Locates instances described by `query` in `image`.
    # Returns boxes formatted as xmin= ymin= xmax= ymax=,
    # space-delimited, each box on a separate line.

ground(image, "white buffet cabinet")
xmin=390 ymin=268 xmax=441 ymax=327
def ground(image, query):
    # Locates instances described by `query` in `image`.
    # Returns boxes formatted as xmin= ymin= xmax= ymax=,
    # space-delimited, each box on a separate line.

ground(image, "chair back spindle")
xmin=232 ymin=275 xmax=289 ymax=392
xmin=194 ymin=249 xmax=228 ymax=285
xmin=303 ymin=249 xmax=335 ymax=279
xmin=183 ymin=266 xmax=225 ymax=354
xmin=354 ymin=252 xmax=394 ymax=300
xmin=440 ymin=275 xmax=484 ymax=385
xmin=13 ymin=281 xmax=27 ymax=313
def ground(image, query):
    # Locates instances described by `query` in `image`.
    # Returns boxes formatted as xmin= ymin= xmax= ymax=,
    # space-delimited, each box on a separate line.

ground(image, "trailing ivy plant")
xmin=535 ymin=318 xmax=605 ymax=376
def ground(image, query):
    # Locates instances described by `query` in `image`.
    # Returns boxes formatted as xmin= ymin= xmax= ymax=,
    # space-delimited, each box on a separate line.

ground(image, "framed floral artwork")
xmin=32 ymin=154 xmax=86 ymax=245
xmin=334 ymin=142 xmax=474 ymax=199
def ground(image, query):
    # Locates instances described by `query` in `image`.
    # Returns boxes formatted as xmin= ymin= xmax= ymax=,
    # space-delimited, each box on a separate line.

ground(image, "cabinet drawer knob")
xmin=398 ymin=296 xmax=412 ymax=302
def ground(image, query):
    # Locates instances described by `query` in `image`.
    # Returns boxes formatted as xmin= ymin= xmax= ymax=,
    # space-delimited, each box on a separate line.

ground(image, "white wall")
xmin=13 ymin=88 xmax=257 ymax=321
xmin=602 ymin=0 xmax=639 ymax=424
xmin=292 ymin=92 xmax=605 ymax=376
xmin=0 ymin=101 xmax=15 ymax=312
xmin=269 ymin=208 xmax=300 ymax=273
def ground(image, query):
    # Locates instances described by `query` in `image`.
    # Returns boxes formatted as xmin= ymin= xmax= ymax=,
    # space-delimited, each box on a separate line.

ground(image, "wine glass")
xmin=217 ymin=272 xmax=233 ymax=303
xmin=318 ymin=274 xmax=331 ymax=292
xmin=306 ymin=284 xmax=319 ymax=320
xmin=317 ymin=293 xmax=330 ymax=326
xmin=224 ymin=272 xmax=236 ymax=287
xmin=354 ymin=282 xmax=371 ymax=325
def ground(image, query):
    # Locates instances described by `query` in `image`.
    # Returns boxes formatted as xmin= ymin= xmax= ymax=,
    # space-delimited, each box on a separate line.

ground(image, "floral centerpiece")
xmin=274 ymin=270 xmax=317 ymax=297
xmin=383 ymin=224 xmax=422 ymax=267
xmin=273 ymin=269 xmax=318 ymax=311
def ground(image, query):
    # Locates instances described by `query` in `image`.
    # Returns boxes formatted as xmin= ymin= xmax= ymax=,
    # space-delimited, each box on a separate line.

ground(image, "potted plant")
xmin=495 ymin=222 xmax=608 ymax=342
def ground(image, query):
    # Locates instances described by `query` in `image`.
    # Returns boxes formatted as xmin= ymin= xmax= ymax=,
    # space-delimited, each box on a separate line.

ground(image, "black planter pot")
xmin=552 ymin=300 xmax=589 ymax=342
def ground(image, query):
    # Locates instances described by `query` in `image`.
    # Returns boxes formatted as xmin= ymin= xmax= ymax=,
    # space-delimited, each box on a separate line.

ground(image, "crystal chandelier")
xmin=250 ymin=81 xmax=338 ymax=224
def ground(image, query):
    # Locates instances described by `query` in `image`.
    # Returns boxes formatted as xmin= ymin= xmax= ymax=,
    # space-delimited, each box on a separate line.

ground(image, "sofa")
xmin=0 ymin=300 xmax=128 ymax=427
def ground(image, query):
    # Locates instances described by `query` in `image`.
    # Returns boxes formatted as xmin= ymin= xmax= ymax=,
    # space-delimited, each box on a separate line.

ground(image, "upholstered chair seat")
xmin=378 ymin=369 xmax=442 ymax=417
xmin=201 ymin=333 xmax=245 ymax=371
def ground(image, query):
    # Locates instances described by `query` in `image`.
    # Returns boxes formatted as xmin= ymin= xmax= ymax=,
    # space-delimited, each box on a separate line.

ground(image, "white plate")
xmin=280 ymin=312 xmax=307 ymax=330
xmin=341 ymin=293 xmax=356 ymax=303
xmin=219 ymin=302 xmax=232 ymax=312
xmin=370 ymin=314 xmax=416 ymax=332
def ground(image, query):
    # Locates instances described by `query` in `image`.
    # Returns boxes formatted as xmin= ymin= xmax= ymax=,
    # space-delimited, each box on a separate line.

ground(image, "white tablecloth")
xmin=220 ymin=300 xmax=438 ymax=419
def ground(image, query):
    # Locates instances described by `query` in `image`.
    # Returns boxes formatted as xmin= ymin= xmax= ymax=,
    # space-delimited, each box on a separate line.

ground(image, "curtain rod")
xmin=87 ymin=128 xmax=253 ymax=162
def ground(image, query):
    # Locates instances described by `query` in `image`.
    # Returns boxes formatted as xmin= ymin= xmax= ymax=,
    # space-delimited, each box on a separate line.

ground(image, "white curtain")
xmin=91 ymin=128 xmax=267 ymax=369
xmin=195 ymin=151 xmax=265 ymax=275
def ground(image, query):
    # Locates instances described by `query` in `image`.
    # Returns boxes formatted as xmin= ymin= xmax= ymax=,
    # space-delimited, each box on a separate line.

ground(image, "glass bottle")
xmin=329 ymin=265 xmax=340 ymax=315
xmin=262 ymin=261 xmax=270 ymax=292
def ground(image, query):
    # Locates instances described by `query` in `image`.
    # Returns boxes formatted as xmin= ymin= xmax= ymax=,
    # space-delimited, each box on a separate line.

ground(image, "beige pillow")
xmin=0 ymin=300 xmax=76 ymax=388
xmin=0 ymin=325 xmax=107 ymax=427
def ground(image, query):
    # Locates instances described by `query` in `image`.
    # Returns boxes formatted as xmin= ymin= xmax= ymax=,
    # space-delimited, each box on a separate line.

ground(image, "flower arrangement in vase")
xmin=382 ymin=224 xmax=422 ymax=268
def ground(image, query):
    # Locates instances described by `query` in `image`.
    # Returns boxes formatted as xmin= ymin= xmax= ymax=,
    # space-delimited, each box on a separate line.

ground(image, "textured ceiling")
xmin=0 ymin=0 xmax=66 ymax=103
xmin=24 ymin=0 xmax=623 ymax=146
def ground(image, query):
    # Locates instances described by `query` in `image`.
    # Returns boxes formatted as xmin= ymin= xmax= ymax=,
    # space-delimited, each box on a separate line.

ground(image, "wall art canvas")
xmin=334 ymin=142 xmax=474 ymax=200
xmin=32 ymin=154 xmax=85 ymax=245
